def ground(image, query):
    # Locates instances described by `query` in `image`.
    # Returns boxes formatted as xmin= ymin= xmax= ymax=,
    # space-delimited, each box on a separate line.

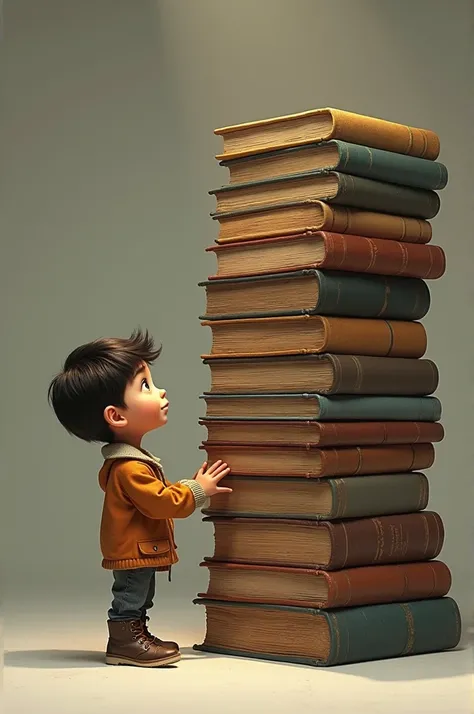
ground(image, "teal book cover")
xmin=210 ymin=170 xmax=440 ymax=220
xmin=193 ymin=597 xmax=461 ymax=666
xmin=200 ymin=394 xmax=442 ymax=422
xmin=220 ymin=140 xmax=448 ymax=191
xmin=199 ymin=269 xmax=431 ymax=321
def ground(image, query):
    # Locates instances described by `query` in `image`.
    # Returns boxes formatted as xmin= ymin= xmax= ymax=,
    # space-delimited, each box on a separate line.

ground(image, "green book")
xmin=193 ymin=597 xmax=461 ymax=666
xmin=199 ymin=270 xmax=431 ymax=321
xmin=203 ymin=472 xmax=429 ymax=520
xmin=200 ymin=394 xmax=442 ymax=422
xmin=220 ymin=140 xmax=449 ymax=191
xmin=210 ymin=170 xmax=440 ymax=220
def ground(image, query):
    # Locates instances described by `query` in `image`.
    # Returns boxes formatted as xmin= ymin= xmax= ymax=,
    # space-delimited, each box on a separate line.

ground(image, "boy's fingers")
xmin=208 ymin=459 xmax=223 ymax=471
xmin=215 ymin=487 xmax=233 ymax=493
xmin=207 ymin=462 xmax=227 ymax=476
xmin=212 ymin=468 xmax=230 ymax=478
xmin=213 ymin=468 xmax=231 ymax=480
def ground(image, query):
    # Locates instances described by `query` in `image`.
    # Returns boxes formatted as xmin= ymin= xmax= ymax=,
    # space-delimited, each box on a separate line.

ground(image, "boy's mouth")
xmin=161 ymin=402 xmax=169 ymax=411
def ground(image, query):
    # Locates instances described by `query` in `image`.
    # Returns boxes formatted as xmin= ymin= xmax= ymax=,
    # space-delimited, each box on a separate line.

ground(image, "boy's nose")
xmin=160 ymin=389 xmax=167 ymax=398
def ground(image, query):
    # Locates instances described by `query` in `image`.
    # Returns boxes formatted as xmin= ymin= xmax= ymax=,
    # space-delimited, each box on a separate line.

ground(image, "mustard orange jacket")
xmin=98 ymin=443 xmax=208 ymax=570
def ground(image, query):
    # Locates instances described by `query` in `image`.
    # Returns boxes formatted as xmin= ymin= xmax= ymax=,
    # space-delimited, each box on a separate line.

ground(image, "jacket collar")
xmin=101 ymin=442 xmax=162 ymax=468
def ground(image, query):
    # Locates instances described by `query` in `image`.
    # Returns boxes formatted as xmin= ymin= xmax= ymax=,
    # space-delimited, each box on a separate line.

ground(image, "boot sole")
xmin=105 ymin=652 xmax=181 ymax=667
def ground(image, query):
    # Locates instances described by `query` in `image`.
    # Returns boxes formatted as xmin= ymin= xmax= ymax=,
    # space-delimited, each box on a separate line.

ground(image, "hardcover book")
xmin=198 ymin=560 xmax=452 ymax=609
xmin=204 ymin=512 xmax=445 ymax=569
xmin=204 ymin=472 xmax=429 ymax=520
xmin=202 ymin=315 xmax=427 ymax=360
xmin=200 ymin=269 xmax=432 ymax=321
xmin=207 ymin=231 xmax=445 ymax=280
xmin=211 ymin=171 xmax=440 ymax=219
xmin=204 ymin=354 xmax=439 ymax=396
xmin=193 ymin=597 xmax=461 ymax=666
xmin=200 ymin=442 xmax=435 ymax=478
xmin=220 ymin=140 xmax=448 ymax=190
xmin=215 ymin=108 xmax=440 ymax=161
xmin=200 ymin=419 xmax=444 ymax=446
xmin=200 ymin=393 xmax=442 ymax=421
xmin=214 ymin=200 xmax=432 ymax=244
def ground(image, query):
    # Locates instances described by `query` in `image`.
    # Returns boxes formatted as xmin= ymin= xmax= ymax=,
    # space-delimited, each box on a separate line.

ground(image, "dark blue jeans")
xmin=108 ymin=567 xmax=157 ymax=621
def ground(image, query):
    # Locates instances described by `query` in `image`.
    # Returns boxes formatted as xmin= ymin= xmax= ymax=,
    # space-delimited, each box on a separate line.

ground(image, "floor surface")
xmin=3 ymin=598 xmax=473 ymax=714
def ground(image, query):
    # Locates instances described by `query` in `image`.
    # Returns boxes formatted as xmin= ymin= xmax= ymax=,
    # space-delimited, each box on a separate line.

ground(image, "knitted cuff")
xmin=179 ymin=479 xmax=209 ymax=509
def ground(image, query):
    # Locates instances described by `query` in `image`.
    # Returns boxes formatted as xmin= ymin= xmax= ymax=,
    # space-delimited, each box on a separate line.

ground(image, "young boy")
xmin=48 ymin=328 xmax=231 ymax=668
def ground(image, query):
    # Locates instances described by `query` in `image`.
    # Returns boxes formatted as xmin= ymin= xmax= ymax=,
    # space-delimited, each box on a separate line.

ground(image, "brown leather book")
xmin=204 ymin=353 xmax=439 ymax=396
xmin=213 ymin=200 xmax=432 ymax=245
xmin=198 ymin=560 xmax=452 ymax=609
xmin=214 ymin=108 xmax=440 ymax=160
xmin=199 ymin=419 xmax=445 ymax=447
xmin=207 ymin=231 xmax=446 ymax=280
xmin=201 ymin=315 xmax=427 ymax=359
xmin=200 ymin=442 xmax=435 ymax=477
xmin=204 ymin=512 xmax=445 ymax=569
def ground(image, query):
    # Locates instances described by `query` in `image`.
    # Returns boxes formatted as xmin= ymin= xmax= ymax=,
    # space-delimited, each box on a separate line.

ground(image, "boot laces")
xmin=130 ymin=620 xmax=154 ymax=651
xmin=142 ymin=615 xmax=161 ymax=644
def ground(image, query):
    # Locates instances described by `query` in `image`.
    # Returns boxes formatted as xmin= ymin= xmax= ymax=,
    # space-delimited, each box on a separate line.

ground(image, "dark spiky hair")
xmin=48 ymin=328 xmax=162 ymax=443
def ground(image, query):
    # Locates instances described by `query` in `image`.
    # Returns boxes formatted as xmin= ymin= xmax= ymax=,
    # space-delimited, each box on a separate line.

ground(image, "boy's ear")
xmin=104 ymin=406 xmax=128 ymax=430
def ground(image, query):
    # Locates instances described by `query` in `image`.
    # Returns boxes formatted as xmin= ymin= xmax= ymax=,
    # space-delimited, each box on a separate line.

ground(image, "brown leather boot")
xmin=105 ymin=619 xmax=180 ymax=667
xmin=142 ymin=615 xmax=179 ymax=651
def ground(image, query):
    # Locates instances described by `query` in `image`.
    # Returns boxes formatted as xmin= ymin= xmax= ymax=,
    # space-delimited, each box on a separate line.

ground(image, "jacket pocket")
xmin=137 ymin=539 xmax=170 ymax=556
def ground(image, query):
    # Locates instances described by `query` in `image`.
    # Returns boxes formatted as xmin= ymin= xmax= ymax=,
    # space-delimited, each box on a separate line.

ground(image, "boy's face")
xmin=104 ymin=362 xmax=169 ymax=441
xmin=124 ymin=362 xmax=169 ymax=432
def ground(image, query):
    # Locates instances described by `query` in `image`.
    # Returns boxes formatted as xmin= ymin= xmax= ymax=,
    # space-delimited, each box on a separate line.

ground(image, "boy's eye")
xmin=141 ymin=378 xmax=151 ymax=391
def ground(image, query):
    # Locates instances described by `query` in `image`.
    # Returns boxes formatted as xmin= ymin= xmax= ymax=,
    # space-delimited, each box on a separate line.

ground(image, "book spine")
xmin=319 ymin=443 xmax=434 ymax=477
xmin=332 ymin=173 xmax=440 ymax=220
xmin=326 ymin=354 xmax=439 ymax=395
xmin=317 ymin=421 xmax=444 ymax=446
xmin=321 ymin=203 xmax=432 ymax=244
xmin=325 ymin=561 xmax=451 ymax=608
xmin=329 ymin=472 xmax=429 ymax=519
xmin=331 ymin=109 xmax=440 ymax=160
xmin=325 ymin=597 xmax=461 ymax=665
xmin=316 ymin=396 xmax=442 ymax=421
xmin=327 ymin=511 xmax=444 ymax=570
xmin=335 ymin=141 xmax=448 ymax=190
xmin=318 ymin=231 xmax=445 ymax=279
xmin=318 ymin=317 xmax=427 ymax=358
xmin=316 ymin=271 xmax=431 ymax=320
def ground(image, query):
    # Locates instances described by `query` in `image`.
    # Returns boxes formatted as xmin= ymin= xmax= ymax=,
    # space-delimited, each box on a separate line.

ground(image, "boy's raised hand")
xmin=194 ymin=460 xmax=232 ymax=496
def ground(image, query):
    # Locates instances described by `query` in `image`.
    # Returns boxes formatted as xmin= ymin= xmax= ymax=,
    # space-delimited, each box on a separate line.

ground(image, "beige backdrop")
xmin=1 ymin=0 xmax=473 ymax=626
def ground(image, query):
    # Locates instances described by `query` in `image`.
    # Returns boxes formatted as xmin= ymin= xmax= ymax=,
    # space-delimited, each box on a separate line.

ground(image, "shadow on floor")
xmin=328 ymin=645 xmax=473 ymax=681
xmin=180 ymin=645 xmax=474 ymax=681
xmin=5 ymin=650 xmax=107 ymax=668
xmin=5 ymin=645 xmax=472 ymax=680
xmin=4 ymin=646 xmax=217 ymax=669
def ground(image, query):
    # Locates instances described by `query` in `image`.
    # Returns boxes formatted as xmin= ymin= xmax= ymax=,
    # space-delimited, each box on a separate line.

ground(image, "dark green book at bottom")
xmin=193 ymin=597 xmax=461 ymax=667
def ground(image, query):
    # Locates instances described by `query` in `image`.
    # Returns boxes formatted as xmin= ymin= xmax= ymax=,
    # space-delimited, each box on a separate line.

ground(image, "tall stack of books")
xmin=193 ymin=108 xmax=461 ymax=666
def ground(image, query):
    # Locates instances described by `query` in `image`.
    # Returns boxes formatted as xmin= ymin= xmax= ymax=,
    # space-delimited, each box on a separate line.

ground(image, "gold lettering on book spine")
xmin=328 ymin=612 xmax=341 ymax=663
xmin=400 ymin=604 xmax=416 ymax=655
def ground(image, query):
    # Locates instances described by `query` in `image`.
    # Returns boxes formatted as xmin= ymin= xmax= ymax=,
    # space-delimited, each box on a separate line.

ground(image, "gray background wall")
xmin=2 ymin=0 xmax=473 ymax=626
